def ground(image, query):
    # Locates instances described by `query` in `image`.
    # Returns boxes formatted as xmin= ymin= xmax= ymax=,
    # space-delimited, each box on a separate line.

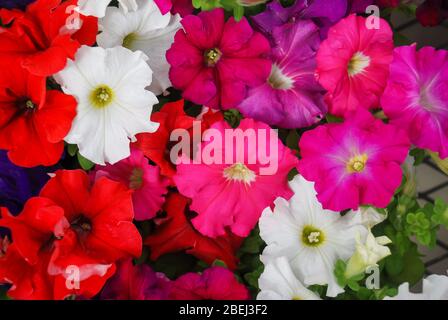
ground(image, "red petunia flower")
xmin=0 ymin=57 xmax=76 ymax=167
xmin=169 ymin=266 xmax=249 ymax=300
xmin=145 ymin=193 xmax=243 ymax=270
xmin=0 ymin=0 xmax=98 ymax=77
xmin=0 ymin=170 xmax=142 ymax=300
xmin=134 ymin=100 xmax=223 ymax=180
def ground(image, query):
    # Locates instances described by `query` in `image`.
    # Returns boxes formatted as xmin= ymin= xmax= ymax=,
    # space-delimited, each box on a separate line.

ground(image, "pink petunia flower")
xmin=237 ymin=20 xmax=327 ymax=129
xmin=174 ymin=119 xmax=298 ymax=238
xmin=298 ymin=109 xmax=410 ymax=211
xmin=166 ymin=8 xmax=272 ymax=109
xmin=170 ymin=266 xmax=249 ymax=300
xmin=381 ymin=45 xmax=448 ymax=159
xmin=316 ymin=14 xmax=394 ymax=117
xmin=92 ymin=148 xmax=170 ymax=221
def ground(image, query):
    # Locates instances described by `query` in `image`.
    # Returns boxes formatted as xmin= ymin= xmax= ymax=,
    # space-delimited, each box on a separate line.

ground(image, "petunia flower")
xmin=344 ymin=230 xmax=392 ymax=278
xmin=77 ymin=0 xmax=138 ymax=18
xmin=174 ymin=118 xmax=298 ymax=238
xmin=0 ymin=0 xmax=98 ymax=77
xmin=54 ymin=46 xmax=159 ymax=165
xmin=298 ymin=109 xmax=410 ymax=211
xmin=97 ymin=0 xmax=181 ymax=95
xmin=92 ymin=148 xmax=169 ymax=221
xmin=101 ymin=259 xmax=171 ymax=300
xmin=154 ymin=0 xmax=193 ymax=16
xmin=0 ymin=151 xmax=53 ymax=215
xmin=169 ymin=266 xmax=249 ymax=300
xmin=0 ymin=170 xmax=142 ymax=300
xmin=0 ymin=0 xmax=35 ymax=9
xmin=259 ymin=175 xmax=368 ymax=297
xmin=167 ymin=8 xmax=272 ymax=109
xmin=252 ymin=0 xmax=348 ymax=38
xmin=0 ymin=57 xmax=77 ymax=168
xmin=237 ymin=20 xmax=327 ymax=129
xmin=257 ymin=257 xmax=321 ymax=300
xmin=134 ymin=100 xmax=223 ymax=180
xmin=381 ymin=45 xmax=448 ymax=159
xmin=145 ymin=193 xmax=243 ymax=269
xmin=384 ymin=274 xmax=448 ymax=300
xmin=316 ymin=14 xmax=394 ymax=116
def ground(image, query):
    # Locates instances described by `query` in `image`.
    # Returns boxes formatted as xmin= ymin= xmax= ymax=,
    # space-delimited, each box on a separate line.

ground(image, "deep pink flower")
xmin=92 ymin=148 xmax=169 ymax=221
xmin=381 ymin=45 xmax=448 ymax=159
xmin=101 ymin=259 xmax=171 ymax=300
xmin=174 ymin=119 xmax=298 ymax=238
xmin=170 ymin=266 xmax=249 ymax=300
xmin=237 ymin=20 xmax=327 ymax=129
xmin=316 ymin=14 xmax=394 ymax=116
xmin=167 ymin=8 xmax=272 ymax=109
xmin=154 ymin=0 xmax=193 ymax=16
xmin=298 ymin=109 xmax=410 ymax=211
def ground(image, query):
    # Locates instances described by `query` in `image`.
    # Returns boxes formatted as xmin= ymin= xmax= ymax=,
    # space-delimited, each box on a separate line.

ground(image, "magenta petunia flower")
xmin=170 ymin=266 xmax=249 ymax=300
xmin=166 ymin=8 xmax=272 ymax=109
xmin=92 ymin=148 xmax=170 ymax=221
xmin=173 ymin=119 xmax=298 ymax=238
xmin=298 ymin=109 xmax=410 ymax=211
xmin=381 ymin=45 xmax=448 ymax=159
xmin=316 ymin=14 xmax=394 ymax=117
xmin=237 ymin=20 xmax=327 ymax=129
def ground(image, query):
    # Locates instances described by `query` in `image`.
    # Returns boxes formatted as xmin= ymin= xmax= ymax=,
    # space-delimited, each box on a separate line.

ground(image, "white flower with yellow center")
xmin=259 ymin=175 xmax=368 ymax=297
xmin=258 ymin=257 xmax=321 ymax=300
xmin=385 ymin=274 xmax=448 ymax=300
xmin=77 ymin=0 xmax=138 ymax=18
xmin=97 ymin=0 xmax=181 ymax=95
xmin=55 ymin=46 xmax=159 ymax=165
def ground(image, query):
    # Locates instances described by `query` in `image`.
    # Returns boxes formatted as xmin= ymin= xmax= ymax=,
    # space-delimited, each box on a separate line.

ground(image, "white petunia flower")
xmin=345 ymin=230 xmax=392 ymax=279
xmin=77 ymin=0 xmax=138 ymax=18
xmin=258 ymin=257 xmax=321 ymax=300
xmin=259 ymin=175 xmax=368 ymax=297
xmin=55 ymin=45 xmax=159 ymax=165
xmin=384 ymin=274 xmax=448 ymax=300
xmin=351 ymin=207 xmax=388 ymax=229
xmin=97 ymin=0 xmax=181 ymax=95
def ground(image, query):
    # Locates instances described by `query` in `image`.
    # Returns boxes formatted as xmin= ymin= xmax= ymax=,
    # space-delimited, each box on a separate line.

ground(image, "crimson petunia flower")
xmin=0 ymin=57 xmax=76 ymax=167
xmin=0 ymin=170 xmax=142 ymax=300
xmin=101 ymin=259 xmax=171 ymax=300
xmin=0 ymin=0 xmax=98 ymax=77
xmin=170 ymin=266 xmax=250 ymax=300
xmin=145 ymin=193 xmax=243 ymax=270
xmin=166 ymin=8 xmax=272 ymax=109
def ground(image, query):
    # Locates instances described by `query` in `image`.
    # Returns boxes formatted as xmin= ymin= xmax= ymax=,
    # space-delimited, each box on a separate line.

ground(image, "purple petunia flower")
xmin=0 ymin=151 xmax=51 ymax=215
xmin=237 ymin=20 xmax=327 ymax=129
xmin=252 ymin=0 xmax=348 ymax=39
xmin=0 ymin=0 xmax=35 ymax=9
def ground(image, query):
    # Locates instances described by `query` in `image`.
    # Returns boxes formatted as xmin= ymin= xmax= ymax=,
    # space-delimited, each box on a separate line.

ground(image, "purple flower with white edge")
xmin=237 ymin=20 xmax=327 ymax=129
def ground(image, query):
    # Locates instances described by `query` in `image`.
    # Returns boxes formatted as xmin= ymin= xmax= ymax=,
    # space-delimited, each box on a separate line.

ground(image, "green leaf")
xmin=77 ymin=152 xmax=95 ymax=170
xmin=67 ymin=144 xmax=78 ymax=157
xmin=212 ymin=259 xmax=228 ymax=268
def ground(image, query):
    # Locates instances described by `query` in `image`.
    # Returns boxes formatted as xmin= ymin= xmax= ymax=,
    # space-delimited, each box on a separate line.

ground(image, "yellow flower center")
xmin=301 ymin=225 xmax=325 ymax=247
xmin=205 ymin=48 xmax=222 ymax=67
xmin=223 ymin=163 xmax=256 ymax=185
xmin=123 ymin=33 xmax=138 ymax=49
xmin=89 ymin=85 xmax=114 ymax=109
xmin=346 ymin=154 xmax=368 ymax=173
xmin=348 ymin=51 xmax=370 ymax=77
